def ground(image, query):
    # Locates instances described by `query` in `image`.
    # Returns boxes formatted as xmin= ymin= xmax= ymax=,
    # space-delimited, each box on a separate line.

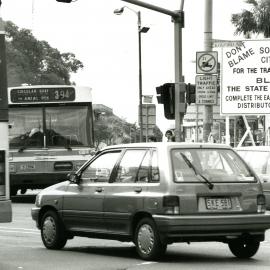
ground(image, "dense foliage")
xmin=93 ymin=112 xmax=163 ymax=150
xmin=5 ymin=21 xmax=83 ymax=86
xmin=232 ymin=0 xmax=270 ymax=38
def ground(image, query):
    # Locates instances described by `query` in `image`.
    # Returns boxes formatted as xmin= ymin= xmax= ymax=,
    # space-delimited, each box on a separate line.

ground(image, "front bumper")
xmin=10 ymin=173 xmax=68 ymax=190
xmin=0 ymin=200 xmax=12 ymax=223
xmin=153 ymin=213 xmax=270 ymax=241
xmin=31 ymin=207 xmax=41 ymax=229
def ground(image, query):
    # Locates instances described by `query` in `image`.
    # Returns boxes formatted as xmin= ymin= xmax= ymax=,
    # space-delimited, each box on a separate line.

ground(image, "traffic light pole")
xmin=0 ymin=1 xmax=12 ymax=221
xmin=203 ymin=0 xmax=213 ymax=142
xmin=121 ymin=0 xmax=185 ymax=142
xmin=173 ymin=13 xmax=185 ymax=142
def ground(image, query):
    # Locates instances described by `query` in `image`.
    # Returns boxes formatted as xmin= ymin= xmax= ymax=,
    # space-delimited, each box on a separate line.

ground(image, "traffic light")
xmin=156 ymin=83 xmax=175 ymax=119
xmin=185 ymin=83 xmax=196 ymax=105
xmin=156 ymin=85 xmax=165 ymax=104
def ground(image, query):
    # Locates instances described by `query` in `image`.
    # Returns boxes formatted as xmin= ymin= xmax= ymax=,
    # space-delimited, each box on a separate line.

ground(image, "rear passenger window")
xmin=115 ymin=150 xmax=148 ymax=183
xmin=151 ymin=150 xmax=160 ymax=182
xmin=137 ymin=151 xmax=150 ymax=182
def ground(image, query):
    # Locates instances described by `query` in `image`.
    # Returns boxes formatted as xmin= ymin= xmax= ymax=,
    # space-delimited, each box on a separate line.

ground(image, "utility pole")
xmin=203 ymin=0 xmax=213 ymax=142
xmin=0 ymin=0 xmax=12 ymax=221
xmin=121 ymin=0 xmax=185 ymax=142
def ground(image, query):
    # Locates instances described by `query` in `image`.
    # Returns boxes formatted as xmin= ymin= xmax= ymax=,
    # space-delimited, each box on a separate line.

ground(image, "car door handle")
xmin=134 ymin=187 xmax=142 ymax=193
xmin=95 ymin=187 xmax=104 ymax=193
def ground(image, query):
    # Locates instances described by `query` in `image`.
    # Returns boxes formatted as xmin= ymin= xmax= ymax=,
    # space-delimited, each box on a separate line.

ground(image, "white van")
xmin=235 ymin=146 xmax=270 ymax=209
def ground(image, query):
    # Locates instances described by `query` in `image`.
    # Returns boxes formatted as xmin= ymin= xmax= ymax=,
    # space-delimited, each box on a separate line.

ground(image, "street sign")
xmin=212 ymin=39 xmax=244 ymax=48
xmin=221 ymin=40 xmax=270 ymax=115
xmin=143 ymin=95 xmax=153 ymax=103
xmin=195 ymin=75 xmax=217 ymax=105
xmin=142 ymin=104 xmax=156 ymax=125
xmin=141 ymin=104 xmax=156 ymax=140
xmin=196 ymin=51 xmax=218 ymax=74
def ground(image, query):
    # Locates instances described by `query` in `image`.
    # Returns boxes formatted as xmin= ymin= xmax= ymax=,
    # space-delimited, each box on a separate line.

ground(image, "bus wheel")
xmin=20 ymin=188 xmax=27 ymax=195
xmin=228 ymin=239 xmax=260 ymax=258
xmin=41 ymin=210 xmax=67 ymax=250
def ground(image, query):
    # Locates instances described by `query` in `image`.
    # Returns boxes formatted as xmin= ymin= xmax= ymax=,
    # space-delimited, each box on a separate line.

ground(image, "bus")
xmin=8 ymin=85 xmax=95 ymax=196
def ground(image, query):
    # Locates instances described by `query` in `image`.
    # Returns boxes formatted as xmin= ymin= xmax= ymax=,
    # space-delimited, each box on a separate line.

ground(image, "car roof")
xmin=101 ymin=142 xmax=232 ymax=152
xmin=235 ymin=146 xmax=270 ymax=151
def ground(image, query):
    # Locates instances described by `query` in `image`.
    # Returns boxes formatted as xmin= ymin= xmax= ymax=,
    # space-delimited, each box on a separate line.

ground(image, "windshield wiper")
xmin=180 ymin=153 xmax=214 ymax=190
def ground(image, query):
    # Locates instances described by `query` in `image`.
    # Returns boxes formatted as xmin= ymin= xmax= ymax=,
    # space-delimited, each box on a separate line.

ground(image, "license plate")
xmin=205 ymin=197 xmax=232 ymax=210
xmin=19 ymin=164 xmax=36 ymax=171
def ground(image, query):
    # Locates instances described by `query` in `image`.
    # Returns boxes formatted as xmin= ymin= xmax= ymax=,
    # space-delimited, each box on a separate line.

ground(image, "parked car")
xmin=32 ymin=142 xmax=270 ymax=260
xmin=235 ymin=146 xmax=270 ymax=209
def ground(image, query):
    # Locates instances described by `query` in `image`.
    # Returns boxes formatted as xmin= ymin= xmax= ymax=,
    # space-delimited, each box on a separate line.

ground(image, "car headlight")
xmin=9 ymin=163 xmax=16 ymax=173
xmin=35 ymin=193 xmax=43 ymax=207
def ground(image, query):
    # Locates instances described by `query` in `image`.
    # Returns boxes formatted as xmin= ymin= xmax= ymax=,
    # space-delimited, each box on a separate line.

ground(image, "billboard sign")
xmin=221 ymin=40 xmax=270 ymax=115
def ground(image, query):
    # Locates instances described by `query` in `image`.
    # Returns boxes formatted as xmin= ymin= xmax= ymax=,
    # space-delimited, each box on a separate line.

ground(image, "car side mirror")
xmin=261 ymin=175 xmax=270 ymax=183
xmin=68 ymin=172 xmax=80 ymax=184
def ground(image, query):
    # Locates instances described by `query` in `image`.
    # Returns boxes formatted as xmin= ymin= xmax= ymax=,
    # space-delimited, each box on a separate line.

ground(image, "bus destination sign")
xmin=10 ymin=87 xmax=76 ymax=103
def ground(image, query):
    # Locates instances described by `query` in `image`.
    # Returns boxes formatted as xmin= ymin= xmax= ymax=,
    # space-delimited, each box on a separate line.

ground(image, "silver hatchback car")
xmin=32 ymin=143 xmax=270 ymax=260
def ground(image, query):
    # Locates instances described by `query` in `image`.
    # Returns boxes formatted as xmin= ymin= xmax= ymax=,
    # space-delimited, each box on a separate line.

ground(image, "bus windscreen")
xmin=9 ymin=105 xmax=91 ymax=148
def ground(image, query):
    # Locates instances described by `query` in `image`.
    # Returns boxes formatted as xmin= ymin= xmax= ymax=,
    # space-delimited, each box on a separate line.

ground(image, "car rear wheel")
xmin=134 ymin=217 xmax=167 ymax=260
xmin=228 ymin=239 xmax=260 ymax=258
xmin=41 ymin=210 xmax=67 ymax=249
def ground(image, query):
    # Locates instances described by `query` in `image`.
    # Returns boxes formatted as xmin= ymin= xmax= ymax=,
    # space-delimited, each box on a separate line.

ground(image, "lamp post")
xmin=114 ymin=6 xmax=149 ymax=142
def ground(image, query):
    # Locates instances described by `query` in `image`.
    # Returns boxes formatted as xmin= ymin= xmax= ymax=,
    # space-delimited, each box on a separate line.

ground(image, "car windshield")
xmin=171 ymin=148 xmax=255 ymax=183
xmin=9 ymin=106 xmax=91 ymax=148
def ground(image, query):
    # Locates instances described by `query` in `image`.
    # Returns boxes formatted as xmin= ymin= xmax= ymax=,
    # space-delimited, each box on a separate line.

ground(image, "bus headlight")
xmin=79 ymin=149 xmax=90 ymax=155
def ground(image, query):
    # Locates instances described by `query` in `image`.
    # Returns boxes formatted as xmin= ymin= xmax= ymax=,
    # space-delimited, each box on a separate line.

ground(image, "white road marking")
xmin=0 ymin=227 xmax=39 ymax=234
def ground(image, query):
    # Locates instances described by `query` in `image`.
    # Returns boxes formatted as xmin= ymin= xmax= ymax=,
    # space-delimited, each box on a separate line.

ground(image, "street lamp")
xmin=114 ymin=6 xmax=149 ymax=142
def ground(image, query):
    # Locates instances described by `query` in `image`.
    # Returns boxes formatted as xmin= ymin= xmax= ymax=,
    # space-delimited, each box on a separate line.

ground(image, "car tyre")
xmin=134 ymin=217 xmax=167 ymax=260
xmin=41 ymin=210 xmax=67 ymax=249
xmin=228 ymin=239 xmax=260 ymax=258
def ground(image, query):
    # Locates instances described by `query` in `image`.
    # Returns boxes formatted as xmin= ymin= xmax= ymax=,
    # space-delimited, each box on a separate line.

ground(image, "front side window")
xmin=151 ymin=150 xmax=160 ymax=182
xmin=81 ymin=151 xmax=121 ymax=183
xmin=9 ymin=108 xmax=44 ymax=148
xmin=172 ymin=148 xmax=254 ymax=183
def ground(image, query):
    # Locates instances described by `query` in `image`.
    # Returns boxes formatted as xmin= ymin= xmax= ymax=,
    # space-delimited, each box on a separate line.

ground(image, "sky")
xmin=1 ymin=0 xmax=249 ymax=132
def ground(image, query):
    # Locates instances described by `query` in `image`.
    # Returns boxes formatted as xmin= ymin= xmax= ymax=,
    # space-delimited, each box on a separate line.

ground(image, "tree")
xmin=5 ymin=21 xmax=83 ymax=86
xmin=231 ymin=0 xmax=270 ymax=38
xmin=93 ymin=113 xmax=129 ymax=149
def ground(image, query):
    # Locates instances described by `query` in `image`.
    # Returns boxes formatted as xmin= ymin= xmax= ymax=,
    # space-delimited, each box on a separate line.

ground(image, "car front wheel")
xmin=228 ymin=239 xmax=260 ymax=258
xmin=41 ymin=210 xmax=67 ymax=249
xmin=134 ymin=217 xmax=167 ymax=260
